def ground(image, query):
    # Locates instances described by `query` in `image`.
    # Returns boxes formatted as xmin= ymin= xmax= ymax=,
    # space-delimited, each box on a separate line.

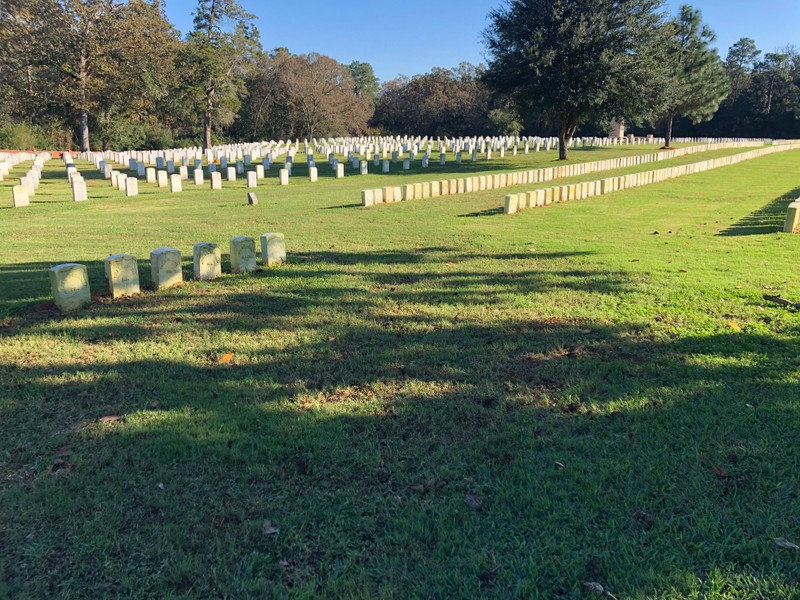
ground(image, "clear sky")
xmin=163 ymin=0 xmax=799 ymax=83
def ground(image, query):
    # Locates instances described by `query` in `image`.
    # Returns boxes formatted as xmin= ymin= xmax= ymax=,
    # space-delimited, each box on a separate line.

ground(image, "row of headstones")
xmin=504 ymin=142 xmax=800 ymax=215
xmin=10 ymin=153 xmax=52 ymax=207
xmin=0 ymin=151 xmax=40 ymax=181
xmin=359 ymin=140 xmax=768 ymax=206
xmin=310 ymin=135 xmax=772 ymax=164
xmin=48 ymin=233 xmax=287 ymax=313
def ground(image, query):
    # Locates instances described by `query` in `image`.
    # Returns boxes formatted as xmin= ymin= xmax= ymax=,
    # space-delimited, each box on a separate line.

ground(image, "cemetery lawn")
xmin=2 ymin=147 xmax=800 ymax=598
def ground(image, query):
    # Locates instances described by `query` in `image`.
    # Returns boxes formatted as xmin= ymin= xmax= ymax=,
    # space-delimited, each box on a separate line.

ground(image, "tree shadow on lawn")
xmin=2 ymin=250 xmax=800 ymax=596
xmin=717 ymin=186 xmax=800 ymax=237
xmin=2 ymin=312 xmax=799 ymax=597
xmin=0 ymin=248 xmax=596 ymax=314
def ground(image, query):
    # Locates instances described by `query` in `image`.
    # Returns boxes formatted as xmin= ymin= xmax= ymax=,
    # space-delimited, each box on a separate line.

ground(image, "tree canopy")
xmin=660 ymin=5 xmax=730 ymax=147
xmin=484 ymin=0 xmax=669 ymax=159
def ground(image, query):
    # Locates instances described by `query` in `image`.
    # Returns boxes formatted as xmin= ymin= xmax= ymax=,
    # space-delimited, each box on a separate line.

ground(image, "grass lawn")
xmin=1 ymin=145 xmax=800 ymax=598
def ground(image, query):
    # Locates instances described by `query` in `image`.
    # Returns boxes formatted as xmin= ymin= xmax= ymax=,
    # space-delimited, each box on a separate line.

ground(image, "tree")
xmin=661 ymin=5 xmax=730 ymax=148
xmin=0 ymin=0 xmax=179 ymax=151
xmin=235 ymin=51 xmax=374 ymax=141
xmin=484 ymin=0 xmax=668 ymax=160
xmin=348 ymin=61 xmax=380 ymax=103
xmin=182 ymin=0 xmax=260 ymax=150
xmin=372 ymin=64 xmax=493 ymax=136
xmin=725 ymin=37 xmax=760 ymax=102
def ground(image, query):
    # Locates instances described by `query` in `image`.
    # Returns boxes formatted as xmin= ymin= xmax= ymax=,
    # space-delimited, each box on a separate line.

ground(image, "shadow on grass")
xmin=2 ymin=305 xmax=799 ymax=596
xmin=458 ymin=206 xmax=505 ymax=218
xmin=3 ymin=247 xmax=800 ymax=597
xmin=717 ymin=186 xmax=800 ymax=236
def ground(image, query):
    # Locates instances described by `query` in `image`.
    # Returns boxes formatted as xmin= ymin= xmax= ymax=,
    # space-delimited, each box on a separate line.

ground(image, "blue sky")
xmin=164 ymin=0 xmax=799 ymax=83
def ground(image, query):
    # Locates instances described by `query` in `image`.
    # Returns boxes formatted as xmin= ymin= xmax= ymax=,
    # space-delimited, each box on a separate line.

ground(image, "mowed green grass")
xmin=1 ymin=145 xmax=800 ymax=598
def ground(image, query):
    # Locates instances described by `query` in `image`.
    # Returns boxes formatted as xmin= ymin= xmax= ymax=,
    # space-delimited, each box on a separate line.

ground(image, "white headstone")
xmin=193 ymin=242 xmax=221 ymax=281
xmin=230 ymin=236 xmax=257 ymax=273
xmin=49 ymin=263 xmax=91 ymax=312
xmin=104 ymin=253 xmax=140 ymax=298
xmin=260 ymin=233 xmax=286 ymax=267
xmin=12 ymin=185 xmax=30 ymax=207
xmin=72 ymin=179 xmax=88 ymax=202
xmin=150 ymin=247 xmax=182 ymax=289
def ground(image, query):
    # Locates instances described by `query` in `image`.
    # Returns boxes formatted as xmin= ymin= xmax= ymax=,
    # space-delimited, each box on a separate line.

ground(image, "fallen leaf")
xmin=262 ymin=520 xmax=279 ymax=535
xmin=99 ymin=415 xmax=121 ymax=424
xmin=582 ymin=582 xmax=606 ymax=595
xmin=218 ymin=353 xmax=235 ymax=364
xmin=278 ymin=560 xmax=290 ymax=568
xmin=555 ymin=461 xmax=566 ymax=469
xmin=464 ymin=494 xmax=484 ymax=510
xmin=55 ymin=446 xmax=72 ymax=457
xmin=678 ymin=269 xmax=687 ymax=273
xmin=775 ymin=537 xmax=799 ymax=551
xmin=444 ymin=262 xmax=456 ymax=267
xmin=579 ymin=329 xmax=592 ymax=334
xmin=727 ymin=322 xmax=742 ymax=332
xmin=713 ymin=466 xmax=730 ymax=479
xmin=157 ymin=482 xmax=165 ymax=490
xmin=411 ymin=479 xmax=445 ymax=493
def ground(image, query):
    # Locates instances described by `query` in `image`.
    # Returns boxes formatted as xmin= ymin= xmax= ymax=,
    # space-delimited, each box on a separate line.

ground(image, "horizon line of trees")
xmin=1 ymin=0 xmax=798 ymax=155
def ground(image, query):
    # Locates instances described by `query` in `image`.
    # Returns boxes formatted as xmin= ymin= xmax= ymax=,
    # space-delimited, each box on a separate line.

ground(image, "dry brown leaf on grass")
xmin=262 ymin=520 xmax=279 ymax=535
xmin=99 ymin=415 xmax=121 ymax=424
xmin=727 ymin=322 xmax=742 ymax=332
xmin=775 ymin=538 xmax=799 ymax=551
xmin=411 ymin=479 xmax=446 ymax=493
xmin=713 ymin=466 xmax=730 ymax=478
xmin=464 ymin=494 xmax=484 ymax=510
xmin=218 ymin=353 xmax=235 ymax=364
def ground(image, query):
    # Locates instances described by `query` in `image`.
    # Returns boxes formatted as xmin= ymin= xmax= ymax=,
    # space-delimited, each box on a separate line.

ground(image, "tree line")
xmin=1 ymin=0 xmax=798 ymax=156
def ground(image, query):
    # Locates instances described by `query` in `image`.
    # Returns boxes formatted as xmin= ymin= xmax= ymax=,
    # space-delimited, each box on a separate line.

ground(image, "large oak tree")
xmin=484 ymin=0 xmax=669 ymax=160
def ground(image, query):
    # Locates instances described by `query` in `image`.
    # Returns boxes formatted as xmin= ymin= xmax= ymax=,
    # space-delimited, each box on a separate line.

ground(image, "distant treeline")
xmin=0 ymin=0 xmax=797 ymax=151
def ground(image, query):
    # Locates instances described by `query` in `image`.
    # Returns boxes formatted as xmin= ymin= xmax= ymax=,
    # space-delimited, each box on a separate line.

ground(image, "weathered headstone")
xmin=260 ymin=233 xmax=286 ymax=267
xmin=49 ymin=263 xmax=91 ymax=313
xmin=193 ymin=242 xmax=221 ymax=281
xmin=309 ymin=167 xmax=318 ymax=182
xmin=125 ymin=177 xmax=139 ymax=197
xmin=12 ymin=185 xmax=30 ymax=207
xmin=157 ymin=170 xmax=168 ymax=188
xmin=72 ymin=179 xmax=88 ymax=202
xmin=247 ymin=171 xmax=257 ymax=188
xmin=150 ymin=247 xmax=183 ymax=289
xmin=104 ymin=253 xmax=140 ymax=298
xmin=210 ymin=171 xmax=222 ymax=190
xmin=169 ymin=174 xmax=182 ymax=193
xmin=230 ymin=236 xmax=257 ymax=273
xmin=247 ymin=192 xmax=258 ymax=205
xmin=279 ymin=169 xmax=289 ymax=185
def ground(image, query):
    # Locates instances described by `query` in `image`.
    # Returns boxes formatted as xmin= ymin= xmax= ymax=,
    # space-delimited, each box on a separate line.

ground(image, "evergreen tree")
xmin=661 ymin=5 xmax=730 ymax=147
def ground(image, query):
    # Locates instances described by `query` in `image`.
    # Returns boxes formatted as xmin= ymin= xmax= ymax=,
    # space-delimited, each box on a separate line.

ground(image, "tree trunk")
xmin=203 ymin=87 xmax=214 ymax=150
xmin=665 ymin=111 xmax=675 ymax=148
xmin=558 ymin=115 xmax=577 ymax=161
xmin=79 ymin=110 xmax=90 ymax=152
xmin=203 ymin=110 xmax=212 ymax=150
xmin=78 ymin=50 xmax=90 ymax=152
